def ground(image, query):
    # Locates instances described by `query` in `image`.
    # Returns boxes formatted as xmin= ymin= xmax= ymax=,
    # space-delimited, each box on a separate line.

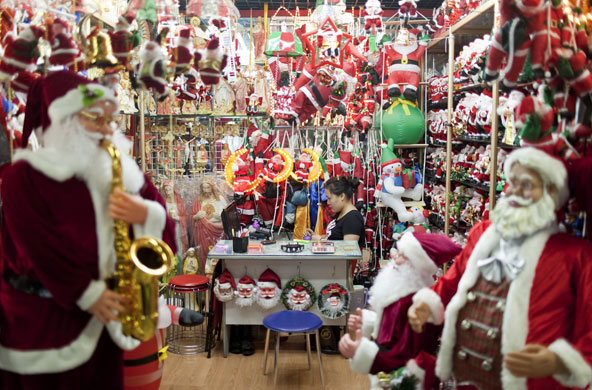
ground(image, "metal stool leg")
xmin=273 ymin=332 xmax=280 ymax=390
xmin=315 ymin=330 xmax=325 ymax=390
xmin=305 ymin=333 xmax=312 ymax=369
xmin=263 ymin=328 xmax=271 ymax=375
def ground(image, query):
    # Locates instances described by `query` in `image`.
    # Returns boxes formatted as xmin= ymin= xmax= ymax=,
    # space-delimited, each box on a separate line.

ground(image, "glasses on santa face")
xmin=79 ymin=110 xmax=121 ymax=128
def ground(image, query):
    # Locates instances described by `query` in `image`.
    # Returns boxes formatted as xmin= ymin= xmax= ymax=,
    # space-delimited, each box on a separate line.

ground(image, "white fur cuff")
xmin=350 ymin=337 xmax=380 ymax=374
xmin=362 ymin=309 xmax=377 ymax=338
xmin=76 ymin=279 xmax=106 ymax=310
xmin=133 ymin=200 xmax=166 ymax=239
xmin=412 ymin=288 xmax=444 ymax=325
xmin=548 ymin=338 xmax=592 ymax=388
xmin=106 ymin=321 xmax=141 ymax=351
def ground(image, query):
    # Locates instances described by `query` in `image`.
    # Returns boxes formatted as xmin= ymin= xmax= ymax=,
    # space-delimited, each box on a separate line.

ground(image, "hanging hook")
xmin=332 ymin=265 xmax=336 ymax=278
xmin=244 ymin=265 xmax=248 ymax=275
xmin=297 ymin=263 xmax=301 ymax=278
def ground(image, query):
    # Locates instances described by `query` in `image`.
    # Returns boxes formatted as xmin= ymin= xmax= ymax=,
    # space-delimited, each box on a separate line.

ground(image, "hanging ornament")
xmin=213 ymin=268 xmax=236 ymax=302
xmin=256 ymin=268 xmax=282 ymax=309
xmin=317 ymin=283 xmax=349 ymax=319
xmin=235 ymin=274 xmax=257 ymax=307
xmin=260 ymin=149 xmax=294 ymax=183
xmin=225 ymin=148 xmax=261 ymax=196
xmin=281 ymin=277 xmax=316 ymax=311
xmin=265 ymin=22 xmax=304 ymax=58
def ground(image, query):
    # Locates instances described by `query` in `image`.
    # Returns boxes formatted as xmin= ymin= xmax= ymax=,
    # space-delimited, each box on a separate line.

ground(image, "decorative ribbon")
xmin=79 ymin=85 xmax=105 ymax=107
xmin=158 ymin=345 xmax=169 ymax=362
xmin=198 ymin=58 xmax=222 ymax=72
xmin=388 ymin=98 xmax=417 ymax=116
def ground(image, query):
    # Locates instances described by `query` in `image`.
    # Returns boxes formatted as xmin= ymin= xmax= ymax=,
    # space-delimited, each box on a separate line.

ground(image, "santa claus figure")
xmin=214 ymin=268 xmax=237 ymax=302
xmin=384 ymin=27 xmax=428 ymax=102
xmin=48 ymin=18 xmax=84 ymax=71
xmin=246 ymin=93 xmax=264 ymax=115
xmin=363 ymin=0 xmax=384 ymax=33
xmin=398 ymin=0 xmax=418 ymax=17
xmin=256 ymin=268 xmax=282 ymax=309
xmin=409 ymin=148 xmax=592 ymax=390
xmin=0 ymin=70 xmax=177 ymax=389
xmin=136 ymin=40 xmax=169 ymax=100
xmin=172 ymin=28 xmax=193 ymax=75
xmin=318 ymin=283 xmax=350 ymax=319
xmin=483 ymin=0 xmax=546 ymax=89
xmin=287 ymin=285 xmax=313 ymax=311
xmin=260 ymin=153 xmax=285 ymax=181
xmin=339 ymin=232 xmax=461 ymax=390
xmin=194 ymin=38 xmax=227 ymax=86
xmin=0 ymin=25 xmax=43 ymax=81
xmin=109 ymin=15 xmax=138 ymax=69
xmin=236 ymin=275 xmax=257 ymax=308
xmin=294 ymin=151 xmax=314 ymax=181
xmin=289 ymin=65 xmax=335 ymax=125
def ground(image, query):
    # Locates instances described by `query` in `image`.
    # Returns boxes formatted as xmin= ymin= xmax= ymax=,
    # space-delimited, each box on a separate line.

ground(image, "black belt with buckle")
xmin=4 ymin=268 xmax=53 ymax=299
xmin=124 ymin=352 xmax=160 ymax=367
xmin=391 ymin=59 xmax=420 ymax=66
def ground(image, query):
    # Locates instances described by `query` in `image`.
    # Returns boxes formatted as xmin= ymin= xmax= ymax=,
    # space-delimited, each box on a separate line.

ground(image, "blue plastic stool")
xmin=262 ymin=310 xmax=325 ymax=390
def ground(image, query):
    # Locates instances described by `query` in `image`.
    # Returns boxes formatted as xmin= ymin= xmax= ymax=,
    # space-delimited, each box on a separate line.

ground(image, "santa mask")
xmin=256 ymin=268 xmax=282 ymax=309
xmin=289 ymin=287 xmax=311 ymax=310
xmin=235 ymin=275 xmax=256 ymax=307
xmin=214 ymin=269 xmax=236 ymax=302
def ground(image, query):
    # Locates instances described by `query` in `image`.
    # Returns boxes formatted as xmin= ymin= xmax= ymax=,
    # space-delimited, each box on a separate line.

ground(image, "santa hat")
xmin=503 ymin=147 xmax=569 ymax=209
xmin=178 ymin=28 xmax=192 ymax=45
xmin=21 ymin=71 xmax=117 ymax=147
xmin=291 ymin=285 xmax=307 ymax=294
xmin=380 ymin=139 xmax=401 ymax=169
xmin=216 ymin=268 xmax=237 ymax=290
xmin=238 ymin=274 xmax=256 ymax=288
xmin=396 ymin=232 xmax=462 ymax=277
xmin=115 ymin=15 xmax=134 ymax=32
xmin=257 ymin=268 xmax=281 ymax=289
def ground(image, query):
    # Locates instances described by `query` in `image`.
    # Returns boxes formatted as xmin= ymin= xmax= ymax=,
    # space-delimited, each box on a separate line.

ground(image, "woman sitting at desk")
xmin=306 ymin=176 xmax=365 ymax=247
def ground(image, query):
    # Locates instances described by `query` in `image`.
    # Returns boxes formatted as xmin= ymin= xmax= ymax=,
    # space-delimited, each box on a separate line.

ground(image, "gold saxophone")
xmin=102 ymin=139 xmax=174 ymax=342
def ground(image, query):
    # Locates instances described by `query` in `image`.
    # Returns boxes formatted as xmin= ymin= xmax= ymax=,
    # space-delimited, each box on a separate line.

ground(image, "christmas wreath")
xmin=281 ymin=277 xmax=316 ymax=311
xmin=317 ymin=283 xmax=349 ymax=319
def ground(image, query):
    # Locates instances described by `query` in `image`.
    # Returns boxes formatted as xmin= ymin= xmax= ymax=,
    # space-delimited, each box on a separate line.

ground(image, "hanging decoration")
xmin=260 ymin=148 xmax=294 ymax=183
xmin=225 ymin=148 xmax=261 ymax=195
xmin=281 ymin=277 xmax=316 ymax=311
xmin=317 ymin=283 xmax=350 ymax=319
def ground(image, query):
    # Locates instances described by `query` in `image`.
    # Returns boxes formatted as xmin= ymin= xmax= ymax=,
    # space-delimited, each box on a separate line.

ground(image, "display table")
xmin=207 ymin=240 xmax=362 ymax=357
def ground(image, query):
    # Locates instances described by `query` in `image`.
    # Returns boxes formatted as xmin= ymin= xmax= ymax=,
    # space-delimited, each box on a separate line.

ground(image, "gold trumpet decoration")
xmin=102 ymin=139 xmax=173 ymax=341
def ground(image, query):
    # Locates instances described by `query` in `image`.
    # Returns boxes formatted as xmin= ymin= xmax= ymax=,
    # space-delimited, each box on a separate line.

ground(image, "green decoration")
xmin=381 ymin=97 xmax=425 ymax=144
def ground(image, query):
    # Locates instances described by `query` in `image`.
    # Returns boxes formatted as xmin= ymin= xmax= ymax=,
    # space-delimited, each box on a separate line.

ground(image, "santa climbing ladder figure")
xmin=407 ymin=148 xmax=592 ymax=390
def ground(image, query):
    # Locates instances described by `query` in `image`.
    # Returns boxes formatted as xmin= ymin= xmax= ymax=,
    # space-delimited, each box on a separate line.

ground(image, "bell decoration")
xmin=85 ymin=27 xmax=121 ymax=70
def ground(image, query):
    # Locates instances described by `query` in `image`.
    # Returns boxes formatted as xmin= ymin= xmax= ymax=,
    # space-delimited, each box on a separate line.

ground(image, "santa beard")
xmin=213 ymin=284 xmax=234 ymax=302
xmin=289 ymin=294 xmax=312 ymax=311
xmin=235 ymin=293 xmax=255 ymax=307
xmin=368 ymin=261 xmax=433 ymax=310
xmin=42 ymin=116 xmax=145 ymax=197
xmin=256 ymin=288 xmax=281 ymax=309
xmin=491 ymin=191 xmax=557 ymax=240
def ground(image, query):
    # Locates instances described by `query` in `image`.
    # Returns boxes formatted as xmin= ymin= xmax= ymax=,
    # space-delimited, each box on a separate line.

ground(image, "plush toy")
xmin=363 ymin=0 xmax=384 ymax=34
xmin=109 ymin=15 xmax=138 ymax=69
xmin=375 ymin=140 xmax=423 ymax=222
xmin=172 ymin=28 xmax=194 ymax=75
xmin=289 ymin=66 xmax=335 ymax=124
xmin=383 ymin=28 xmax=428 ymax=102
xmin=194 ymin=38 xmax=227 ymax=85
xmin=294 ymin=151 xmax=314 ymax=182
xmin=0 ymin=25 xmax=43 ymax=81
xmin=136 ymin=40 xmax=169 ymax=100
xmin=484 ymin=0 xmax=546 ymax=89
xmin=246 ymin=93 xmax=264 ymax=115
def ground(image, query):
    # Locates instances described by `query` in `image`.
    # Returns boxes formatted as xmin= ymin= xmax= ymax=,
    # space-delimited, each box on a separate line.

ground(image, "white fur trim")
xmin=76 ymin=279 xmax=106 ymax=310
xmin=258 ymin=281 xmax=277 ymax=288
xmin=349 ymin=337 xmax=379 ymax=373
xmin=435 ymin=224 xmax=556 ymax=390
xmin=398 ymin=233 xmax=438 ymax=279
xmin=504 ymin=148 xmax=568 ymax=209
xmin=0 ymin=55 xmax=35 ymax=71
xmin=406 ymin=359 xmax=426 ymax=390
xmin=548 ymin=338 xmax=592 ymax=388
xmin=48 ymin=83 xmax=117 ymax=124
xmin=412 ymin=288 xmax=444 ymax=325
xmin=0 ymin=318 xmax=104 ymax=374
xmin=361 ymin=309 xmax=377 ymax=338
xmin=157 ymin=296 xmax=172 ymax=328
xmin=133 ymin=200 xmax=166 ymax=239
xmin=388 ymin=63 xmax=421 ymax=73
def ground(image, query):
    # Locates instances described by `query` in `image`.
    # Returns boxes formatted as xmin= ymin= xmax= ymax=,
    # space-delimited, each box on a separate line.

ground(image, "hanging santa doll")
xmin=194 ymin=38 xmax=227 ymax=85
xmin=172 ymin=28 xmax=194 ymax=75
xmin=0 ymin=25 xmax=43 ymax=81
xmin=136 ymin=40 xmax=169 ymax=100
xmin=109 ymin=15 xmax=139 ymax=69
xmin=363 ymin=0 xmax=384 ymax=34
xmin=289 ymin=65 xmax=335 ymax=124
xmin=384 ymin=27 xmax=428 ymax=103
xmin=48 ymin=18 xmax=84 ymax=71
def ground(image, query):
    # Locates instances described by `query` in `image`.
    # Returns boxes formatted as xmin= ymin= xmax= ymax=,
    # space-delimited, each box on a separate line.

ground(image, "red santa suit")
xmin=384 ymin=30 xmax=427 ymax=101
xmin=0 ymin=72 xmax=177 ymax=390
xmin=415 ymin=219 xmax=592 ymax=390
xmin=290 ymin=68 xmax=334 ymax=125
xmin=348 ymin=232 xmax=461 ymax=390
xmin=109 ymin=16 xmax=137 ymax=69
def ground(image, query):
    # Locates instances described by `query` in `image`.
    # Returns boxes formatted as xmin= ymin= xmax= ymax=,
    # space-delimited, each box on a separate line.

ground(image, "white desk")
xmin=207 ymin=240 xmax=362 ymax=357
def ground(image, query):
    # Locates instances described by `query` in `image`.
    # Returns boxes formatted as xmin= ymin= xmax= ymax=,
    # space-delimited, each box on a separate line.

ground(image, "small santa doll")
xmin=363 ymin=0 xmax=384 ymax=34
xmin=260 ymin=153 xmax=285 ymax=181
xmin=48 ymin=18 xmax=84 ymax=71
xmin=294 ymin=151 xmax=314 ymax=182
xmin=256 ymin=268 xmax=282 ymax=309
xmin=109 ymin=15 xmax=138 ymax=69
xmin=136 ymin=40 xmax=169 ymax=100
xmin=172 ymin=28 xmax=194 ymax=75
xmin=232 ymin=154 xmax=254 ymax=196
xmin=0 ymin=25 xmax=43 ymax=81
xmin=194 ymin=38 xmax=227 ymax=85
xmin=246 ymin=93 xmax=264 ymax=115
xmin=339 ymin=232 xmax=461 ymax=390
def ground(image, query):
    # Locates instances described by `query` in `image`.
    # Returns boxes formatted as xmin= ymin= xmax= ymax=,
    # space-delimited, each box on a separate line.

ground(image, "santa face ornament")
xmin=235 ymin=275 xmax=257 ymax=307
xmin=317 ymin=283 xmax=350 ymax=319
xmin=281 ymin=277 xmax=316 ymax=311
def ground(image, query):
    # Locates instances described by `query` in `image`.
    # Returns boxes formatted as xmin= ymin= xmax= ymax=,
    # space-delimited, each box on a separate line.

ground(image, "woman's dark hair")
xmin=324 ymin=176 xmax=361 ymax=200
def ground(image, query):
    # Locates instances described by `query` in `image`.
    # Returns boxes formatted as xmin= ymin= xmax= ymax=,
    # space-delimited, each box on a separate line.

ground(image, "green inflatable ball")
xmin=381 ymin=97 xmax=425 ymax=144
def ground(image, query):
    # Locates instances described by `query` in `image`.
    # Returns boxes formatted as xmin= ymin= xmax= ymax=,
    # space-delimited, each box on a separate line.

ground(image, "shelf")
xmin=427 ymin=0 xmax=495 ymax=49
xmin=391 ymin=144 xmax=429 ymax=149
xmin=140 ymin=114 xmax=211 ymax=119
xmin=425 ymin=173 xmax=497 ymax=193
xmin=376 ymin=201 xmax=426 ymax=208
